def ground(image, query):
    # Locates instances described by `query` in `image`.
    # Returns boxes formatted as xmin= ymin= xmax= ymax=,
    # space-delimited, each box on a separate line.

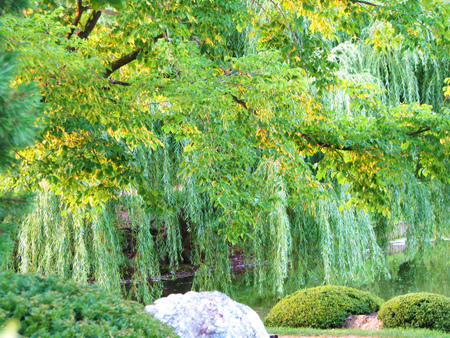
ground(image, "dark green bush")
xmin=264 ymin=285 xmax=383 ymax=329
xmin=0 ymin=271 xmax=177 ymax=337
xmin=378 ymin=292 xmax=450 ymax=332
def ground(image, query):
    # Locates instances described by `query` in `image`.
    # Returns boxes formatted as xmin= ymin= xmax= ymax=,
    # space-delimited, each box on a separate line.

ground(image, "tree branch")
xmin=230 ymin=94 xmax=436 ymax=152
xmin=267 ymin=0 xmax=300 ymax=46
xmin=6 ymin=37 xmax=30 ymax=44
xmin=315 ymin=140 xmax=353 ymax=151
xmin=408 ymin=127 xmax=431 ymax=136
xmin=15 ymin=151 xmax=30 ymax=164
xmin=98 ymin=8 xmax=120 ymax=15
xmin=230 ymin=94 xmax=255 ymax=114
xmin=77 ymin=10 xmax=102 ymax=40
xmin=104 ymin=48 xmax=143 ymax=78
xmin=104 ymin=34 xmax=164 ymax=78
xmin=67 ymin=0 xmax=86 ymax=39
xmin=108 ymin=79 xmax=132 ymax=86
xmin=348 ymin=0 xmax=378 ymax=6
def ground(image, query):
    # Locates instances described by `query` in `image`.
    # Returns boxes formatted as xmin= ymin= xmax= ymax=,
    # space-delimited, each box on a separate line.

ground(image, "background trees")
xmin=2 ymin=0 xmax=450 ymax=300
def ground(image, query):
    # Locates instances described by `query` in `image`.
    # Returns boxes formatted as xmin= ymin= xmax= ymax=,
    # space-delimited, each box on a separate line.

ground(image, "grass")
xmin=267 ymin=327 xmax=450 ymax=337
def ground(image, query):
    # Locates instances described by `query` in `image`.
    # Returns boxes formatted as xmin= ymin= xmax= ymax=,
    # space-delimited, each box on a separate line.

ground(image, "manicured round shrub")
xmin=264 ymin=285 xmax=383 ymax=329
xmin=0 ymin=271 xmax=177 ymax=337
xmin=378 ymin=292 xmax=450 ymax=332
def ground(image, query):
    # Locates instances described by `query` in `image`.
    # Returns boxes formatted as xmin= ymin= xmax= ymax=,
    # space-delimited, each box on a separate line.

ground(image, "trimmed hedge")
xmin=378 ymin=292 xmax=450 ymax=332
xmin=0 ymin=271 xmax=178 ymax=337
xmin=264 ymin=285 xmax=383 ymax=329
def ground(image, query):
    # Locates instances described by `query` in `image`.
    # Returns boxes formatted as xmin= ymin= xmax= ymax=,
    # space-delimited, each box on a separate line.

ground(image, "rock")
xmin=145 ymin=290 xmax=269 ymax=338
xmin=343 ymin=312 xmax=383 ymax=330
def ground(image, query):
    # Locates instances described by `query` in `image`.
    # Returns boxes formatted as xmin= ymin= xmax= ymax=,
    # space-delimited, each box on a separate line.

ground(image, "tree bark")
xmin=67 ymin=0 xmax=86 ymax=39
xmin=104 ymin=34 xmax=164 ymax=78
xmin=77 ymin=10 xmax=102 ymax=40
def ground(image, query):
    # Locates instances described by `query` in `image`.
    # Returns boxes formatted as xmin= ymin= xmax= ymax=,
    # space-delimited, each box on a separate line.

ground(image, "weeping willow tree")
xmin=4 ymin=0 xmax=450 ymax=302
xmin=325 ymin=28 xmax=450 ymax=254
xmin=328 ymin=33 xmax=449 ymax=111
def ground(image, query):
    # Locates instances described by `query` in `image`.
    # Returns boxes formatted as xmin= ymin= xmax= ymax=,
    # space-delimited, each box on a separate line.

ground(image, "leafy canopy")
xmin=1 ymin=0 xmax=450 ymax=294
xmin=3 ymin=0 xmax=449 ymax=208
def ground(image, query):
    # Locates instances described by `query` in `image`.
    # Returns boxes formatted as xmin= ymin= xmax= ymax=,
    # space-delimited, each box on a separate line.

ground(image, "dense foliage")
xmin=378 ymin=292 xmax=450 ymax=333
xmin=263 ymin=285 xmax=383 ymax=328
xmin=0 ymin=271 xmax=177 ymax=337
xmin=1 ymin=0 xmax=450 ymax=299
xmin=0 ymin=0 xmax=44 ymax=268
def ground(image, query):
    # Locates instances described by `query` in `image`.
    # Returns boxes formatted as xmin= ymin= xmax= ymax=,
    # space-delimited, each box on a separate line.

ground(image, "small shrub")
xmin=378 ymin=292 xmax=450 ymax=332
xmin=0 ymin=271 xmax=178 ymax=337
xmin=264 ymin=285 xmax=383 ymax=329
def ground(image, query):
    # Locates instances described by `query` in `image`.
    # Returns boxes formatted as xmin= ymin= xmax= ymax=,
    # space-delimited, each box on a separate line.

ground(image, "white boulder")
xmin=145 ymin=290 xmax=269 ymax=338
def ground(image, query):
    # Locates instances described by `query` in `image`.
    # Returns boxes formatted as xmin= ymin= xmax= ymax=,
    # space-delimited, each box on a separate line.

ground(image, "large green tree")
xmin=2 ymin=0 xmax=450 ymax=299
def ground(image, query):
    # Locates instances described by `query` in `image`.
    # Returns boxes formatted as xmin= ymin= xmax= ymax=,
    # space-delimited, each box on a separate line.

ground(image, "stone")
xmin=343 ymin=312 xmax=383 ymax=330
xmin=145 ymin=290 xmax=269 ymax=338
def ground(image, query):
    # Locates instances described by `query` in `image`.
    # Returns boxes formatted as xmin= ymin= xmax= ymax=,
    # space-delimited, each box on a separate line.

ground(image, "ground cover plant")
xmin=378 ymin=292 xmax=450 ymax=333
xmin=0 ymin=271 xmax=177 ymax=337
xmin=264 ymin=285 xmax=383 ymax=329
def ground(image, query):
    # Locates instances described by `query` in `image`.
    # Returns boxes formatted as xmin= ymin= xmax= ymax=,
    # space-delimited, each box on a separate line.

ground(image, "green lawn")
xmin=267 ymin=327 xmax=450 ymax=338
